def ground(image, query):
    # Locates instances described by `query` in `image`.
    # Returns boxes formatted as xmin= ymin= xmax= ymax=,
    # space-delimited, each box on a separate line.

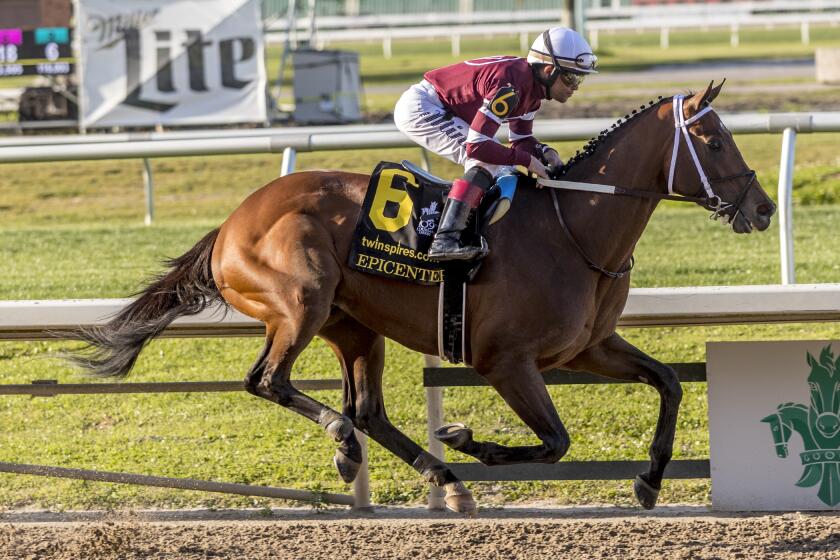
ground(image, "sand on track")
xmin=1 ymin=506 xmax=837 ymax=559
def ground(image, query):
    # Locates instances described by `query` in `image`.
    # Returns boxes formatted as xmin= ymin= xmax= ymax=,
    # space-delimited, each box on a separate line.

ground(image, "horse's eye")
xmin=708 ymin=139 xmax=722 ymax=152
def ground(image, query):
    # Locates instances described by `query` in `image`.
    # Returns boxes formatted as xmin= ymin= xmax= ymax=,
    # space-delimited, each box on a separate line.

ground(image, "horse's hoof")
xmin=443 ymin=481 xmax=477 ymax=516
xmin=435 ymin=423 xmax=473 ymax=451
xmin=333 ymin=450 xmax=361 ymax=484
xmin=634 ymin=474 xmax=660 ymax=510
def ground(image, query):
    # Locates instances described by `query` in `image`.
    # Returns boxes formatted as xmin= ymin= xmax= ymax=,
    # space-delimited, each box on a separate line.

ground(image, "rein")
xmin=549 ymin=187 xmax=634 ymax=278
xmin=539 ymin=93 xmax=757 ymax=279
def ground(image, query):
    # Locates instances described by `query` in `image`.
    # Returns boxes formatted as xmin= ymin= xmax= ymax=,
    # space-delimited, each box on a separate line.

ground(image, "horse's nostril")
xmin=756 ymin=203 xmax=775 ymax=217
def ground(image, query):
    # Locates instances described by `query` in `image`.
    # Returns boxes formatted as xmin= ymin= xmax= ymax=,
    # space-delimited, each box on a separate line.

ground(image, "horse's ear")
xmin=707 ymin=78 xmax=725 ymax=104
xmin=686 ymin=80 xmax=725 ymax=113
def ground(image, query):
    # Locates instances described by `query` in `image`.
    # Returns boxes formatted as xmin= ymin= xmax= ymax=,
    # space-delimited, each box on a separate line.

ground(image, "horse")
xmin=68 ymin=82 xmax=775 ymax=514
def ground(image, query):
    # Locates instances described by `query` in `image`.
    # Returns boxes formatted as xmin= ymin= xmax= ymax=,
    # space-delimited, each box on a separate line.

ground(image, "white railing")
xmin=2 ymin=112 xmax=840 ymax=283
xmin=262 ymin=2 xmax=840 ymax=55
xmin=3 ymin=284 xmax=840 ymax=340
xmin=588 ymin=13 xmax=840 ymax=50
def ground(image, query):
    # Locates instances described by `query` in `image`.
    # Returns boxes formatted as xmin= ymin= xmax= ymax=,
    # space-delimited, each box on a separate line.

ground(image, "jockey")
xmin=394 ymin=27 xmax=598 ymax=261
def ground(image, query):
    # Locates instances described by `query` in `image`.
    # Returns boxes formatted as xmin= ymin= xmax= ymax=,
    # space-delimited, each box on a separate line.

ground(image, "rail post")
xmin=778 ymin=127 xmax=797 ymax=285
xmin=143 ymin=158 xmax=154 ymax=225
xmin=352 ymin=430 xmax=372 ymax=510
xmin=281 ymin=146 xmax=296 ymax=176
xmin=424 ymin=354 xmax=445 ymax=510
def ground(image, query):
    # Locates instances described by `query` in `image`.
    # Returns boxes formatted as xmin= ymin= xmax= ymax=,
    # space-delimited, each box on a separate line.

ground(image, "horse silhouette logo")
xmin=762 ymin=344 xmax=840 ymax=506
xmin=417 ymin=201 xmax=440 ymax=237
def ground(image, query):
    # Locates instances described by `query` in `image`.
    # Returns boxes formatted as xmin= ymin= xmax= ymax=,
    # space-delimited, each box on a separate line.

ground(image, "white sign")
xmin=77 ymin=0 xmax=266 ymax=127
xmin=708 ymin=341 xmax=840 ymax=511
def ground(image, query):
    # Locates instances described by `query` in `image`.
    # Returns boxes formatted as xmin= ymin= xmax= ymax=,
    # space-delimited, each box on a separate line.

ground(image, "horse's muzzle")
xmin=733 ymin=193 xmax=776 ymax=234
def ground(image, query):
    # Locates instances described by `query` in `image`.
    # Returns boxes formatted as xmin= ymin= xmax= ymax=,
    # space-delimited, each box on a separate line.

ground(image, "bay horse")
xmin=69 ymin=82 xmax=775 ymax=514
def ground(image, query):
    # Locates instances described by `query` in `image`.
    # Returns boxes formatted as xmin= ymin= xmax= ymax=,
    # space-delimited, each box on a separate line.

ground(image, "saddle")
xmin=401 ymin=160 xmax=517 ymax=237
xmin=348 ymin=160 xmax=519 ymax=364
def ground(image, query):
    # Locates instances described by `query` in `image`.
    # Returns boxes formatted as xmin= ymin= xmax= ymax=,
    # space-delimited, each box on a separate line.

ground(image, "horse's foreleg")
xmin=435 ymin=357 xmax=571 ymax=466
xmin=565 ymin=333 xmax=683 ymax=510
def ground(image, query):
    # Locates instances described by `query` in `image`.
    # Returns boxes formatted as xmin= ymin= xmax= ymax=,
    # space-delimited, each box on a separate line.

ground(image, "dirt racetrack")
xmin=1 ymin=506 xmax=837 ymax=559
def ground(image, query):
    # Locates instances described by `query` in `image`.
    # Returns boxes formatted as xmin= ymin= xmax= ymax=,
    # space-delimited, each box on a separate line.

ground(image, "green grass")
xmin=2 ymin=143 xmax=840 ymax=510
xmin=2 ymin=207 xmax=839 ymax=510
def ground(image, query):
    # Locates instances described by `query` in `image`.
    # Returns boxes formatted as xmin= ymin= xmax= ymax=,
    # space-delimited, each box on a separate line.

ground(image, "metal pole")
xmin=143 ymin=158 xmax=154 ymax=226
xmin=520 ymin=31 xmax=529 ymax=52
xmin=280 ymin=146 xmax=296 ymax=176
xmin=0 ymin=462 xmax=355 ymax=506
xmin=424 ymin=354 xmax=445 ymax=510
xmin=306 ymin=0 xmax=317 ymax=48
xmin=660 ymin=27 xmax=669 ymax=49
xmin=72 ymin=0 xmax=86 ymax=134
xmin=778 ymin=127 xmax=797 ymax=285
xmin=0 ymin=379 xmax=341 ymax=396
xmin=730 ymin=23 xmax=739 ymax=48
xmin=574 ymin=0 xmax=586 ymax=38
xmin=287 ymin=0 xmax=297 ymax=49
xmin=352 ymin=430 xmax=372 ymax=510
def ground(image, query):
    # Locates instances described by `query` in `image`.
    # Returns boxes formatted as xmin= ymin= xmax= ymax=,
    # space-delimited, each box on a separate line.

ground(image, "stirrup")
xmin=428 ymin=237 xmax=488 ymax=262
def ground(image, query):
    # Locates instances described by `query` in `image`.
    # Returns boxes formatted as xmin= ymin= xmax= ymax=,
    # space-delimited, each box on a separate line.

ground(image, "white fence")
xmin=263 ymin=2 xmax=840 ymax=56
xmin=4 ymin=284 xmax=840 ymax=339
xmin=2 ymin=111 xmax=840 ymax=282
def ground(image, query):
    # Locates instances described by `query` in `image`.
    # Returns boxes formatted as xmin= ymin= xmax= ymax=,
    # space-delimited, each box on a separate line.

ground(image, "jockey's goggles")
xmin=559 ymin=70 xmax=586 ymax=88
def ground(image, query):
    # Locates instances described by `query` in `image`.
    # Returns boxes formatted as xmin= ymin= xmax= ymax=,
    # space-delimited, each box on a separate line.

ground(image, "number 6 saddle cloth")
xmin=348 ymin=160 xmax=518 ymax=363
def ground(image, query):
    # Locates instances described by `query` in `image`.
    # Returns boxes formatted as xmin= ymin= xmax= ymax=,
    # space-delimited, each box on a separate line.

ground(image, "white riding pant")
xmin=393 ymin=80 xmax=514 ymax=178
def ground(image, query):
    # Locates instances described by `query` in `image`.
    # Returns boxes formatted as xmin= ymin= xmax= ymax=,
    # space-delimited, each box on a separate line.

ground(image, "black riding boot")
xmin=428 ymin=198 xmax=488 ymax=261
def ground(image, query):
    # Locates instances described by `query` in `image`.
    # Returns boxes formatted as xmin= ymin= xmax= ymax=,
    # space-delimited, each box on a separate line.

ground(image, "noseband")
xmin=668 ymin=94 xmax=756 ymax=223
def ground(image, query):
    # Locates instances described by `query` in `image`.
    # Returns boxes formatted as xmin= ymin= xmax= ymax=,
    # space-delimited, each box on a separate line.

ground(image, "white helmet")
xmin=527 ymin=27 xmax=598 ymax=75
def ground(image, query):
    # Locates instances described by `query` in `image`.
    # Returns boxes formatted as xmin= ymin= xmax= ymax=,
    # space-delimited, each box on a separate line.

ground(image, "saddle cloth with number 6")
xmin=348 ymin=161 xmax=449 ymax=285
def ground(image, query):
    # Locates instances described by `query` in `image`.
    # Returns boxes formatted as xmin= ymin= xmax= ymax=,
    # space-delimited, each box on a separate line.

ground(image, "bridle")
xmin=668 ymin=94 xmax=757 ymax=223
xmin=546 ymin=93 xmax=758 ymax=279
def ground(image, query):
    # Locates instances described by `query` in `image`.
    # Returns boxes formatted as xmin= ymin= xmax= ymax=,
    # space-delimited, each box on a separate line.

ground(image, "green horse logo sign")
xmin=762 ymin=344 xmax=840 ymax=507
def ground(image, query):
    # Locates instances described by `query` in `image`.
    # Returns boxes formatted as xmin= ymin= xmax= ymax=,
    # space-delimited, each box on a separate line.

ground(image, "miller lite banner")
xmin=77 ymin=0 xmax=266 ymax=127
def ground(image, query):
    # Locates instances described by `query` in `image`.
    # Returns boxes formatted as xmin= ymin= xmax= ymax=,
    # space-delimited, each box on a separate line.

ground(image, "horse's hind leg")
xmin=316 ymin=311 xmax=373 ymax=483
xmin=244 ymin=322 xmax=358 ymax=461
xmin=225 ymin=221 xmax=357 ymax=470
xmin=565 ymin=333 xmax=683 ymax=510
xmin=320 ymin=314 xmax=475 ymax=514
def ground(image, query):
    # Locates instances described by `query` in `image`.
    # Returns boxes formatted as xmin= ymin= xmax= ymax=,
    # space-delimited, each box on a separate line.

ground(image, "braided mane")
xmin=558 ymin=95 xmax=672 ymax=175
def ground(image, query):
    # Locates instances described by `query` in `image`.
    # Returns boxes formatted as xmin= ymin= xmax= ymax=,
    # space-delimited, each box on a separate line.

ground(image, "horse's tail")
xmin=66 ymin=228 xmax=224 ymax=378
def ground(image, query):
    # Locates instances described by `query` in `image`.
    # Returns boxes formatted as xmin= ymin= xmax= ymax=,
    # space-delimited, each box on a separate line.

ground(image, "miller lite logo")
xmin=80 ymin=0 xmax=266 ymax=126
